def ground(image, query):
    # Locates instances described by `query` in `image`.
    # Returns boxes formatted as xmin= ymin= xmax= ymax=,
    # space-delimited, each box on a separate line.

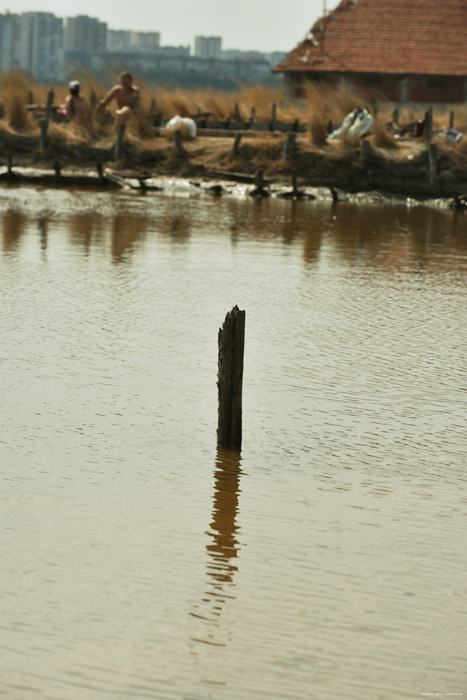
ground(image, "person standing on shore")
xmin=96 ymin=72 xmax=140 ymax=127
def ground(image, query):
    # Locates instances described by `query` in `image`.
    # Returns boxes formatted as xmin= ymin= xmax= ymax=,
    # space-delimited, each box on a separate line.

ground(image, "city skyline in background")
xmin=1 ymin=0 xmax=327 ymax=52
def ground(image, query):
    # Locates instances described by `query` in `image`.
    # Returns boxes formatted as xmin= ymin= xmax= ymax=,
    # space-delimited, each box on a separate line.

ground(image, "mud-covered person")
xmin=97 ymin=72 xmax=140 ymax=128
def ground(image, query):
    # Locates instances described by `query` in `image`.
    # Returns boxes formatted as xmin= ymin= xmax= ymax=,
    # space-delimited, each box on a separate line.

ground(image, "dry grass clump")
xmin=0 ymin=72 xmax=32 ymax=130
xmin=372 ymin=115 xmax=399 ymax=148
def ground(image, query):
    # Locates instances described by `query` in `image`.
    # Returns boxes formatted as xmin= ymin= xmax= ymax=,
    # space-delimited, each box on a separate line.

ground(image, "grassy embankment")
xmin=0 ymin=71 xmax=466 ymax=194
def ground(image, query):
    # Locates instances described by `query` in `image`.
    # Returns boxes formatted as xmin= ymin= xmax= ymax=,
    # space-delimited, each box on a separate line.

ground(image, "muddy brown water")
xmin=1 ymin=185 xmax=466 ymax=700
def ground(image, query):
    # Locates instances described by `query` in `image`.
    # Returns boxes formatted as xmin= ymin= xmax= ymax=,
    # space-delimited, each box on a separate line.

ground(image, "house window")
xmin=427 ymin=78 xmax=446 ymax=89
xmin=364 ymin=75 xmax=383 ymax=86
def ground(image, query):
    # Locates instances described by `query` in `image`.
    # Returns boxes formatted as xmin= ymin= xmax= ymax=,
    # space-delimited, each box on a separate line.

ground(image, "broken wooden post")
xmin=217 ymin=306 xmax=245 ymax=451
xmin=282 ymin=132 xmax=297 ymax=160
xmin=393 ymin=107 xmax=399 ymax=125
xmin=174 ymin=129 xmax=185 ymax=156
xmin=428 ymin=143 xmax=438 ymax=187
xmin=39 ymin=119 xmax=48 ymax=151
xmin=249 ymin=106 xmax=256 ymax=128
xmin=231 ymin=132 xmax=243 ymax=157
xmin=234 ymin=102 xmax=241 ymax=121
xmin=449 ymin=110 xmax=454 ymax=129
xmin=114 ymin=123 xmax=126 ymax=159
xmin=28 ymin=90 xmax=34 ymax=106
xmin=424 ymin=108 xmax=433 ymax=142
xmin=46 ymin=89 xmax=54 ymax=120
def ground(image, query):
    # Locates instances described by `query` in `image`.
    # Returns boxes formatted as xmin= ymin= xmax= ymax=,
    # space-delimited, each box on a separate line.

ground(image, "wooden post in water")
xmin=217 ymin=306 xmax=245 ymax=451
xmin=231 ymin=132 xmax=243 ymax=157
xmin=46 ymin=89 xmax=54 ymax=120
xmin=115 ymin=123 xmax=126 ymax=159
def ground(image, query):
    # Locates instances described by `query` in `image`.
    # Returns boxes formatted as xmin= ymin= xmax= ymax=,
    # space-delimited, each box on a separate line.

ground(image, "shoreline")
xmin=0 ymin=126 xmax=466 ymax=209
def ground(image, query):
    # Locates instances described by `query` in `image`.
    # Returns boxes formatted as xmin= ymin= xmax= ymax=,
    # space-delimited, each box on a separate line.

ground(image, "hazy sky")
xmin=4 ymin=0 xmax=328 ymax=52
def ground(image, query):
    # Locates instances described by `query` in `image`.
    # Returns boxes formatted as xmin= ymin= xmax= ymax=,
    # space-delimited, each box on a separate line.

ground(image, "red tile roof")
xmin=275 ymin=0 xmax=467 ymax=76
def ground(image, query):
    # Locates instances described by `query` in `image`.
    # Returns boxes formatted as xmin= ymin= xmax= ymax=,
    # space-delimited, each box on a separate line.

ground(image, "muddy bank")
xmin=0 ymin=125 xmax=466 ymax=206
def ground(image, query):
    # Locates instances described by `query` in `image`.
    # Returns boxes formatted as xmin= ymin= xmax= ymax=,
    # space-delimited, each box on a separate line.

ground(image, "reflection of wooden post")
xmin=217 ymin=306 xmax=245 ymax=451
xmin=231 ymin=132 xmax=242 ymax=157
xmin=115 ymin=123 xmax=126 ymax=159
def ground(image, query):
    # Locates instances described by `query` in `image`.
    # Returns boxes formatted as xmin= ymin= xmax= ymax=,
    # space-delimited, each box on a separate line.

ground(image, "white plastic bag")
xmin=164 ymin=115 xmax=197 ymax=141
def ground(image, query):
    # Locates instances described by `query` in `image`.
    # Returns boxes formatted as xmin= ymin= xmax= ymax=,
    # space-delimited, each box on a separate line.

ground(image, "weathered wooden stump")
xmin=217 ymin=306 xmax=246 ymax=451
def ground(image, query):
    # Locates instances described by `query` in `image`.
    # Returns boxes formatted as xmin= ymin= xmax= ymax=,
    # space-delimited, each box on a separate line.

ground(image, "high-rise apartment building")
xmin=65 ymin=15 xmax=107 ymax=55
xmin=194 ymin=36 xmax=222 ymax=59
xmin=15 ymin=12 xmax=64 ymax=80
xmin=107 ymin=30 xmax=160 ymax=53
xmin=0 ymin=13 xmax=20 ymax=71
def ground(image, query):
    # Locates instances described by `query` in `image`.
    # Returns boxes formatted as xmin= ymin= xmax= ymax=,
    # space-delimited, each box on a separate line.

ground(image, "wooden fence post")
xmin=234 ymin=102 xmax=240 ymax=121
xmin=174 ymin=129 xmax=185 ymax=156
xmin=270 ymin=102 xmax=277 ymax=131
xmin=424 ymin=108 xmax=433 ymax=142
xmin=217 ymin=306 xmax=246 ymax=451
xmin=282 ymin=132 xmax=297 ymax=160
xmin=46 ymin=89 xmax=54 ymax=120
xmin=39 ymin=119 xmax=48 ymax=151
xmin=231 ymin=132 xmax=243 ymax=157
xmin=114 ymin=123 xmax=126 ymax=159
xmin=428 ymin=143 xmax=438 ymax=187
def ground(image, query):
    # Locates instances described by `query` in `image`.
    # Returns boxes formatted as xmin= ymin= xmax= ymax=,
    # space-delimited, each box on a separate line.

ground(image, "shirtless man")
xmin=97 ymin=72 xmax=140 ymax=125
